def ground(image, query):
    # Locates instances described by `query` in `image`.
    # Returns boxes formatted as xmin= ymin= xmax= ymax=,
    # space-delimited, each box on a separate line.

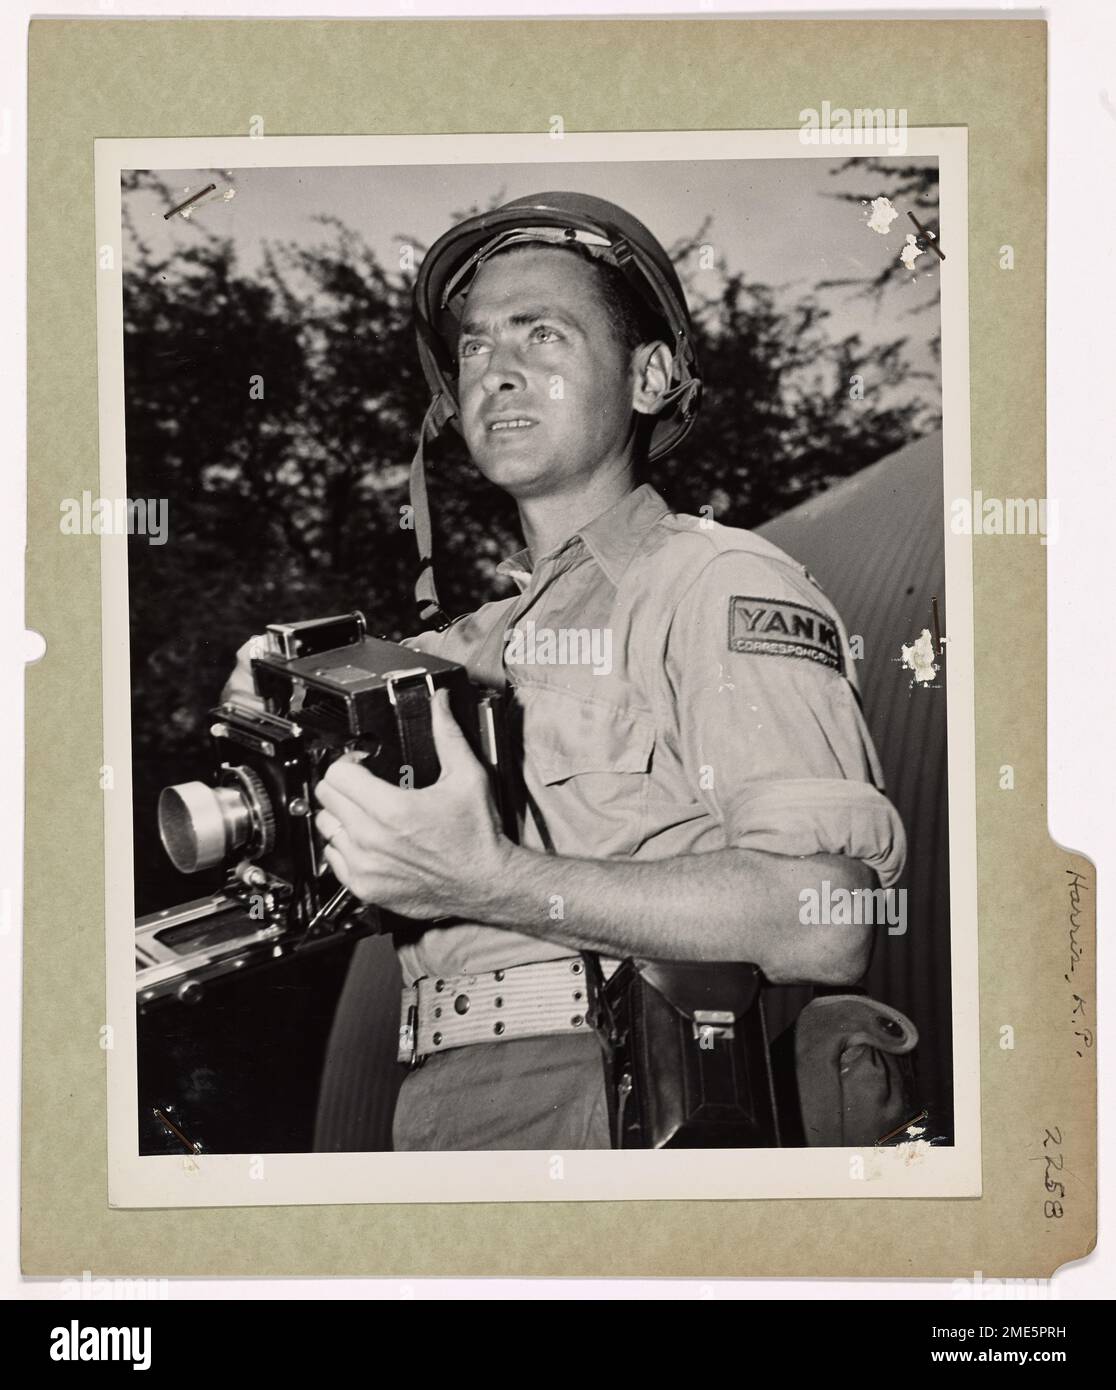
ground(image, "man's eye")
xmin=530 ymin=325 xmax=561 ymax=343
xmin=459 ymin=339 xmax=488 ymax=358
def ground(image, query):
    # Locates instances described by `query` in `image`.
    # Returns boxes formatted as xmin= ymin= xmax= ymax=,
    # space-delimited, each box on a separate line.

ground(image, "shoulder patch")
xmin=727 ymin=596 xmax=844 ymax=674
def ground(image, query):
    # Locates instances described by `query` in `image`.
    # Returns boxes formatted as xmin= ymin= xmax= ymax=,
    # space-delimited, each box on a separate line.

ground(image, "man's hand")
xmin=221 ymin=634 xmax=267 ymax=712
xmin=313 ymin=688 xmax=510 ymax=920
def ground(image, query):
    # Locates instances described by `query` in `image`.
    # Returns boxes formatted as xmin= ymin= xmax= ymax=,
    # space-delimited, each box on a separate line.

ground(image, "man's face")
xmin=455 ymin=247 xmax=639 ymax=499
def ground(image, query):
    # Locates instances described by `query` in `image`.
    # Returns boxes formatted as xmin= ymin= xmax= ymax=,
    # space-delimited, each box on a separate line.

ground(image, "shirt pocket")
xmin=516 ymin=682 xmax=656 ymax=857
xmin=522 ymin=683 xmax=654 ymax=780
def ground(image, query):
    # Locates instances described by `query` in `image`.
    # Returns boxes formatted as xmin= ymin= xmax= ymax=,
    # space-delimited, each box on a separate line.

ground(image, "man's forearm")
xmin=471 ymin=843 xmax=876 ymax=984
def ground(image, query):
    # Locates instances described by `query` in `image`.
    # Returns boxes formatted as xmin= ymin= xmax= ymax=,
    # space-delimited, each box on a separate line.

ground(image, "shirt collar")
xmin=495 ymin=483 xmax=673 ymax=591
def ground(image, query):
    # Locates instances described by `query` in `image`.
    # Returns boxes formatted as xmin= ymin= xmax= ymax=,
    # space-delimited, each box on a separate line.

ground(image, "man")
xmin=228 ymin=193 xmax=906 ymax=1152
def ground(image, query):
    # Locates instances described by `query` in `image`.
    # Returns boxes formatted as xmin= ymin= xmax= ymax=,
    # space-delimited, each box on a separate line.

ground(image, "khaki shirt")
xmin=399 ymin=483 xmax=906 ymax=986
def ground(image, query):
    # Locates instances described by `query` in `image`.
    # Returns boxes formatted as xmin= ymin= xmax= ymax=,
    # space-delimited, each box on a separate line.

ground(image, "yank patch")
xmin=727 ymin=596 xmax=844 ymax=674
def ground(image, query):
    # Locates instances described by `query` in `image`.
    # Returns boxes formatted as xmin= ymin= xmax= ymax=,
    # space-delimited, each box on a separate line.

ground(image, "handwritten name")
xmin=1064 ymin=868 xmax=1087 ymax=977
xmin=1064 ymin=868 xmax=1092 ymax=1058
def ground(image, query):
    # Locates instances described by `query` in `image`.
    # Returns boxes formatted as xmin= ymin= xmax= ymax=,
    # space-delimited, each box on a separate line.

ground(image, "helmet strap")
xmin=655 ymin=375 xmax=702 ymax=417
xmin=410 ymin=391 xmax=457 ymax=624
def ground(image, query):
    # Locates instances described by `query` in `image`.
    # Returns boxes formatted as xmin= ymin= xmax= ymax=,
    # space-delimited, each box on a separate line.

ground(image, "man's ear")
xmin=631 ymin=341 xmax=674 ymax=417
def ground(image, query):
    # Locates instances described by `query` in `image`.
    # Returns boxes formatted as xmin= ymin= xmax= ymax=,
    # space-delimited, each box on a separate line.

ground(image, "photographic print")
xmin=95 ymin=128 xmax=978 ymax=1207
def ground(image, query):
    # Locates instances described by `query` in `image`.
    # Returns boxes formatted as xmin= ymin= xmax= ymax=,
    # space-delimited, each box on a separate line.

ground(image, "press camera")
xmin=135 ymin=612 xmax=512 ymax=1008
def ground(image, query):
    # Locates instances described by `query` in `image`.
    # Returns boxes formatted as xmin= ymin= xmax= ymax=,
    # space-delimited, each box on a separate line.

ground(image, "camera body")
xmin=136 ymin=612 xmax=513 ymax=1008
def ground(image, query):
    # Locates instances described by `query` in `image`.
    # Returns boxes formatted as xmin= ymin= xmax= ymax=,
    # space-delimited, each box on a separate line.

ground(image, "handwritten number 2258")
xmin=1043 ymin=1128 xmax=1064 ymax=1216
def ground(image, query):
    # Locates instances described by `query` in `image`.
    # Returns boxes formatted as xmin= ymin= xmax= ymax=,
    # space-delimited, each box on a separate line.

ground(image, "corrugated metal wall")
xmin=759 ymin=431 xmax=953 ymax=1135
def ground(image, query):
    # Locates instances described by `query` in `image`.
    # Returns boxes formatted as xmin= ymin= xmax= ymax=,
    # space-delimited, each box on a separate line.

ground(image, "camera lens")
xmin=159 ymin=763 xmax=277 ymax=876
xmin=158 ymin=782 xmax=256 ymax=874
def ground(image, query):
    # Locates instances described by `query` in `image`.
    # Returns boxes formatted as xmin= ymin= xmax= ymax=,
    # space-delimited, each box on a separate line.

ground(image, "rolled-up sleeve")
xmin=664 ymin=549 xmax=907 ymax=887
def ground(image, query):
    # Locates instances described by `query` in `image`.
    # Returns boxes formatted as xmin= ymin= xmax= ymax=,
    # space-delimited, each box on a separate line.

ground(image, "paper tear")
xmin=867 ymin=196 xmax=899 ymax=235
xmin=901 ymin=628 xmax=939 ymax=684
xmin=900 ymin=233 xmax=924 ymax=270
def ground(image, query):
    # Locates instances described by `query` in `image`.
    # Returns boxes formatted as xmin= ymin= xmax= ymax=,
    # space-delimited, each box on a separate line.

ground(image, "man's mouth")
xmin=487 ymin=417 xmax=538 ymax=433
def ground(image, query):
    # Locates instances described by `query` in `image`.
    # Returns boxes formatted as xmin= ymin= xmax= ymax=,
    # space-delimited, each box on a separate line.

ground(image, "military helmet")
xmin=413 ymin=190 xmax=702 ymax=462
xmin=407 ymin=192 xmax=702 ymax=620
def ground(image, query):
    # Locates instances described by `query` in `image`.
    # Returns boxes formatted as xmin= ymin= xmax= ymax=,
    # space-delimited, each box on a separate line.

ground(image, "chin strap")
xmin=656 ymin=375 xmax=702 ymax=421
xmin=410 ymin=391 xmax=457 ymax=625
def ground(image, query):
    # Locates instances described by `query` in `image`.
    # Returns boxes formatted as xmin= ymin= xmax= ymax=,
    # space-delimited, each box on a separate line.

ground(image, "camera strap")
xmin=387 ymin=674 xmax=443 ymax=788
xmin=409 ymin=390 xmax=457 ymax=626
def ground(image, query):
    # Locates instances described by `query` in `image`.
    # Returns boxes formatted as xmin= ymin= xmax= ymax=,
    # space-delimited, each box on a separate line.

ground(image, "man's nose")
xmin=480 ymin=344 xmax=527 ymax=395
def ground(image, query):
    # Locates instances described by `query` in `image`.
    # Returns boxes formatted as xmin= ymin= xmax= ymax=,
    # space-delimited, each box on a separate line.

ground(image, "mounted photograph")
xmin=94 ymin=128 xmax=978 ymax=1207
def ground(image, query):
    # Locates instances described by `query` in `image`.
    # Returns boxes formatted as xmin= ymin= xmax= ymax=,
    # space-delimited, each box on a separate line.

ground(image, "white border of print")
xmin=96 ymin=128 xmax=977 ymax=1208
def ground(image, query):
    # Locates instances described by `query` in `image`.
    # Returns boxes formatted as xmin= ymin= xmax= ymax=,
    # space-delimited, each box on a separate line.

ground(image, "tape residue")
xmin=901 ymin=628 xmax=939 ymax=684
xmin=899 ymin=233 xmax=924 ymax=270
xmin=867 ymin=196 xmax=899 ymax=235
